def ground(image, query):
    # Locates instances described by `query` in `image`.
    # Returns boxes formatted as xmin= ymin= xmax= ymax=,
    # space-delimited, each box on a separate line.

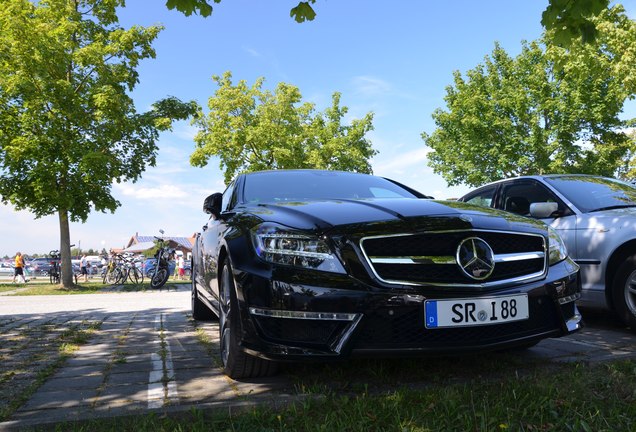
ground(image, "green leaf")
xmin=165 ymin=0 xmax=214 ymax=17
xmin=290 ymin=2 xmax=316 ymax=23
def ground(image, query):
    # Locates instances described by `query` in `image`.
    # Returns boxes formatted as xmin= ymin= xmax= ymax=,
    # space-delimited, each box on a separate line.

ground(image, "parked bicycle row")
xmin=2 ymin=240 xmax=191 ymax=287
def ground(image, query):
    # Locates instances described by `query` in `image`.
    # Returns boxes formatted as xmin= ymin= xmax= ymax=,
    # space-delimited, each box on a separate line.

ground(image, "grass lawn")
xmin=49 ymin=357 xmax=636 ymax=431
xmin=0 ymin=278 xmax=190 ymax=295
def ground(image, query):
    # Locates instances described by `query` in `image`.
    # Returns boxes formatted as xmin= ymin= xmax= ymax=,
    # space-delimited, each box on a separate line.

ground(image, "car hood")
xmin=579 ymin=207 xmax=636 ymax=229
xmin=247 ymin=198 xmax=547 ymax=235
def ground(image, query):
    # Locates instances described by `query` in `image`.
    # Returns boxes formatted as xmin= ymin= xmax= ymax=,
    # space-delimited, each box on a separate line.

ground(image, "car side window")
xmin=500 ymin=181 xmax=566 ymax=217
xmin=221 ymin=181 xmax=236 ymax=212
xmin=462 ymin=186 xmax=497 ymax=208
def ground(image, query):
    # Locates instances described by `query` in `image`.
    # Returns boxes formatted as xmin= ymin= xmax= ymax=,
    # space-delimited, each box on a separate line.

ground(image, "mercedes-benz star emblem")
xmin=456 ymin=237 xmax=495 ymax=280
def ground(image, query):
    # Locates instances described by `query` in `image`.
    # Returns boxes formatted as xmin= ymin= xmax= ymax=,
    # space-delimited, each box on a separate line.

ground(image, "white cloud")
xmin=243 ymin=46 xmax=262 ymax=57
xmin=117 ymin=183 xmax=185 ymax=200
xmin=351 ymin=76 xmax=392 ymax=97
xmin=373 ymin=148 xmax=430 ymax=175
xmin=171 ymin=122 xmax=198 ymax=141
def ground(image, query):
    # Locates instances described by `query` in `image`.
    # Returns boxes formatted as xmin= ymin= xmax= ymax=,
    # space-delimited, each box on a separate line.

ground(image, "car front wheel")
xmin=219 ymin=261 xmax=278 ymax=379
xmin=612 ymin=255 xmax=636 ymax=332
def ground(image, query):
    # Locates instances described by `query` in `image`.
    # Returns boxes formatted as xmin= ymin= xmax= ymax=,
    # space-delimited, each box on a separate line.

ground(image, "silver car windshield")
xmin=545 ymin=176 xmax=636 ymax=213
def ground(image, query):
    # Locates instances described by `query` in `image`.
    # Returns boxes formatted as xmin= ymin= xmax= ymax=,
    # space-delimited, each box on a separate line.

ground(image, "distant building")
xmin=124 ymin=233 xmax=195 ymax=259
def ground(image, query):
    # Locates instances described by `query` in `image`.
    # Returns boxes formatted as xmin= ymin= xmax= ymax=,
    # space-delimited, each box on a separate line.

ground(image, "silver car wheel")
xmin=624 ymin=269 xmax=636 ymax=317
xmin=219 ymin=265 xmax=232 ymax=368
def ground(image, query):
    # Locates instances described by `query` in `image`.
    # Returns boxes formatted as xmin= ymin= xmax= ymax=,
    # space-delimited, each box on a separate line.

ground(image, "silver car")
xmin=0 ymin=262 xmax=14 ymax=275
xmin=459 ymin=174 xmax=636 ymax=331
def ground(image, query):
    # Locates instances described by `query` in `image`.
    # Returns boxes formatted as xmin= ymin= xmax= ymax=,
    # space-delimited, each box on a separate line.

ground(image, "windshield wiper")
xmin=589 ymin=204 xmax=636 ymax=212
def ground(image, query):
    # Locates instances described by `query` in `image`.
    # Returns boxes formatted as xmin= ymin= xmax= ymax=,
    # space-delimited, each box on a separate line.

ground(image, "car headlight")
xmin=548 ymin=226 xmax=568 ymax=265
xmin=252 ymin=224 xmax=346 ymax=273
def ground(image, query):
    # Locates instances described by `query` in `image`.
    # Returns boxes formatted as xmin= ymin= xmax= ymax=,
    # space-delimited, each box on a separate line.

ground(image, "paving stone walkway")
xmin=0 ymin=288 xmax=296 ymax=431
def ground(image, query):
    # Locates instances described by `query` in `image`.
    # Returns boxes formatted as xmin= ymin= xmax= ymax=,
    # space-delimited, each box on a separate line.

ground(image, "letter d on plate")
xmin=425 ymin=301 xmax=438 ymax=328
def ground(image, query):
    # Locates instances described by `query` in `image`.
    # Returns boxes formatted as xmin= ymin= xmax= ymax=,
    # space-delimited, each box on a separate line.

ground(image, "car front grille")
xmin=360 ymin=230 xmax=547 ymax=287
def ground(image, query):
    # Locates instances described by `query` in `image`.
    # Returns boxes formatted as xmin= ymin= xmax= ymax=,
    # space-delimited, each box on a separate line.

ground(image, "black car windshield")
xmin=544 ymin=176 xmax=636 ymax=213
xmin=242 ymin=170 xmax=421 ymax=203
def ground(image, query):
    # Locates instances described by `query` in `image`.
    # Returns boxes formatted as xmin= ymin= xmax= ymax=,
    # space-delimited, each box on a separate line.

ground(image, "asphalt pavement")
xmin=0 ymin=285 xmax=635 ymax=431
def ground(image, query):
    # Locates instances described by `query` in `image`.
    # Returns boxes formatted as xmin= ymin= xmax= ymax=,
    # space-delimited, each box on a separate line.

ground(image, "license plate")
xmin=425 ymin=294 xmax=529 ymax=329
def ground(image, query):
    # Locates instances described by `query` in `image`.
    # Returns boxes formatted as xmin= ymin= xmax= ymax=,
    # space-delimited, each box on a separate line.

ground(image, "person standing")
xmin=80 ymin=254 xmax=89 ymax=282
xmin=177 ymin=254 xmax=185 ymax=280
xmin=13 ymin=252 xmax=27 ymax=283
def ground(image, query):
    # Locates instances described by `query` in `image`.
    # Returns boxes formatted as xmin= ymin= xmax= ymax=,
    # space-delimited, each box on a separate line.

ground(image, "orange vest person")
xmin=13 ymin=252 xmax=27 ymax=283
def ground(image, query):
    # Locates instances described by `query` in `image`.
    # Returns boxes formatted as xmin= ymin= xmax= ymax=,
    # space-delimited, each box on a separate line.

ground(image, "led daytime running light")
xmin=249 ymin=307 xmax=358 ymax=321
xmin=259 ymin=233 xmax=334 ymax=259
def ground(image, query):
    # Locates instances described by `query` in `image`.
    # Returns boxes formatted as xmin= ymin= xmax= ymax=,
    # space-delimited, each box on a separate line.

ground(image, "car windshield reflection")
xmin=588 ymin=204 xmax=636 ymax=213
xmin=545 ymin=176 xmax=636 ymax=213
xmin=243 ymin=170 xmax=421 ymax=203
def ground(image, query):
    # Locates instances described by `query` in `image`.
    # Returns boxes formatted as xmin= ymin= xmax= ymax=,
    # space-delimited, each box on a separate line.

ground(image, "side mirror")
xmin=203 ymin=192 xmax=223 ymax=216
xmin=529 ymin=202 xmax=558 ymax=218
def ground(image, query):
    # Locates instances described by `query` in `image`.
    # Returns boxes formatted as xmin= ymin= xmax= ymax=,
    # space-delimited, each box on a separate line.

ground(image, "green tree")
xmin=620 ymin=124 xmax=636 ymax=180
xmin=0 ymin=0 xmax=196 ymax=287
xmin=190 ymin=72 xmax=376 ymax=184
xmin=422 ymin=6 xmax=636 ymax=188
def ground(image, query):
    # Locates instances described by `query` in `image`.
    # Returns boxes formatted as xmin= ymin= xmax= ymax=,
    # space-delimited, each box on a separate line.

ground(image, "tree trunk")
xmin=58 ymin=209 xmax=75 ymax=288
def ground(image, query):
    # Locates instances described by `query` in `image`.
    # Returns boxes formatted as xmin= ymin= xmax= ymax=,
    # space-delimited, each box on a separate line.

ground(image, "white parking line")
xmin=165 ymin=342 xmax=179 ymax=401
xmin=147 ymin=314 xmax=178 ymax=409
xmin=148 ymin=353 xmax=164 ymax=409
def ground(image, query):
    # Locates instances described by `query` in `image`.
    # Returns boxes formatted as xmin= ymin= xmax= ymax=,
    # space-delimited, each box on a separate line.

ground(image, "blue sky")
xmin=1 ymin=0 xmax=636 ymax=257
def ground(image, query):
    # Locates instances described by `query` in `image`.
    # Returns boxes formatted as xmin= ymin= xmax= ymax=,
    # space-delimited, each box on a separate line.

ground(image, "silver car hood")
xmin=577 ymin=207 xmax=636 ymax=230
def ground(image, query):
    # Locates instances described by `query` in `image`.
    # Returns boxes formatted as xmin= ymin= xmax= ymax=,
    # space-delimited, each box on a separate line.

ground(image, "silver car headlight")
xmin=252 ymin=224 xmax=346 ymax=274
xmin=548 ymin=226 xmax=568 ymax=265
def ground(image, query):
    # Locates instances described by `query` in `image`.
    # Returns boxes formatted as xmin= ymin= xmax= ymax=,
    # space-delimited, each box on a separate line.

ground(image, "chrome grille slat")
xmin=369 ymin=256 xmax=455 ymax=265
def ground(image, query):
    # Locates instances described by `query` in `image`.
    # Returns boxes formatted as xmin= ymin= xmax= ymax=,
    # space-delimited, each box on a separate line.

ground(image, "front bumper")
xmin=233 ymin=258 xmax=582 ymax=362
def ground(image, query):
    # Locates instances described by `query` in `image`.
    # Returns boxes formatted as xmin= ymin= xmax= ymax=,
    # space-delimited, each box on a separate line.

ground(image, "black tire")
xmin=137 ymin=267 xmax=144 ymax=284
xmin=219 ymin=262 xmax=278 ymax=379
xmin=105 ymin=268 xmax=120 ymax=284
xmin=191 ymin=260 xmax=217 ymax=320
xmin=612 ymin=256 xmax=636 ymax=331
xmin=50 ymin=271 xmax=60 ymax=284
xmin=150 ymin=268 xmax=169 ymax=289
xmin=128 ymin=267 xmax=143 ymax=284
xmin=115 ymin=268 xmax=126 ymax=284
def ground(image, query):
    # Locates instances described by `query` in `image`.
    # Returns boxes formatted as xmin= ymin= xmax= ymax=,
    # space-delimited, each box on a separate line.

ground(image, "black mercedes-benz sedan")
xmin=191 ymin=169 xmax=582 ymax=379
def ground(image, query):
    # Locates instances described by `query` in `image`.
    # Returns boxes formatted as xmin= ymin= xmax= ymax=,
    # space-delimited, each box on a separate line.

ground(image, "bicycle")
xmin=102 ymin=253 xmax=144 ymax=285
xmin=48 ymin=249 xmax=78 ymax=285
xmin=102 ymin=253 xmax=125 ymax=284
xmin=123 ymin=254 xmax=144 ymax=284
xmin=102 ymin=255 xmax=117 ymax=284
